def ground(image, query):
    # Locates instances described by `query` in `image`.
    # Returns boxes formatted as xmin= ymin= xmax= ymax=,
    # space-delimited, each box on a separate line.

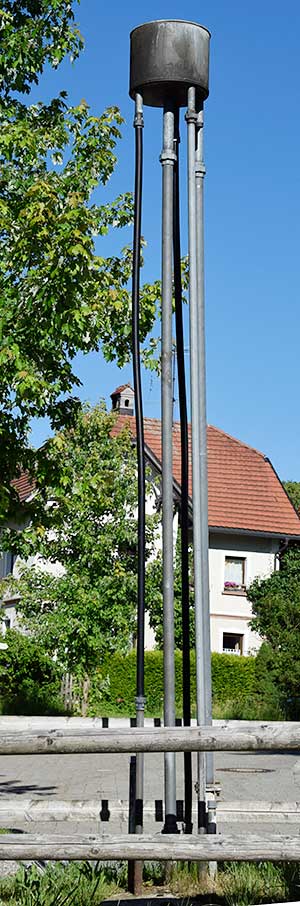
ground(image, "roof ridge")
xmin=110 ymin=382 xmax=134 ymax=396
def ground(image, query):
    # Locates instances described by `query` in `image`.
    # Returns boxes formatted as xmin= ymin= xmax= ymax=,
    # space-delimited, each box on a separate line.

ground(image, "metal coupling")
xmin=195 ymin=161 xmax=206 ymax=178
xmin=135 ymin=695 xmax=146 ymax=711
xmin=159 ymin=149 xmax=177 ymax=165
xmin=134 ymin=110 xmax=144 ymax=128
xmin=185 ymin=108 xmax=198 ymax=125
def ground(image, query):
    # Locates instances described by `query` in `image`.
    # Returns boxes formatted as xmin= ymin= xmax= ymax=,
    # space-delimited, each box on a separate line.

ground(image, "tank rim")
xmin=130 ymin=20 xmax=211 ymax=39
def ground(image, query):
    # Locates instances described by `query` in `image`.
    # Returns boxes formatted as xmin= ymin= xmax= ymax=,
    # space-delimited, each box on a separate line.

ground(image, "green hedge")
xmin=100 ymin=650 xmax=256 ymax=716
xmin=0 ymin=630 xmax=64 ymax=715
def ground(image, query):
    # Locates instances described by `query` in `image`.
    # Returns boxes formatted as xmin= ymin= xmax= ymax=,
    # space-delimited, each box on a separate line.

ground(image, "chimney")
xmin=110 ymin=383 xmax=134 ymax=416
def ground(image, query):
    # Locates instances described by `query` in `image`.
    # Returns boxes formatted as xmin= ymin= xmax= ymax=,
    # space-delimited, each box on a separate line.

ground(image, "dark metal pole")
xmin=160 ymin=104 xmax=178 ymax=834
xmin=173 ymin=107 xmax=193 ymax=834
xmin=132 ymin=91 xmax=145 ymax=894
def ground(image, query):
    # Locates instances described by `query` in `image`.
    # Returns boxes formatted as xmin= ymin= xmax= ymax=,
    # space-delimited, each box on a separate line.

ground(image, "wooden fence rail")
xmin=1 ymin=720 xmax=300 ymax=864
xmin=0 ymin=833 xmax=300 ymax=862
xmin=1 ymin=723 xmax=300 ymax=755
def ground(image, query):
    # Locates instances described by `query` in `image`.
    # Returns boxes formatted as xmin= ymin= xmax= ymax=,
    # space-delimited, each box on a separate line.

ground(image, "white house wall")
xmin=0 ymin=507 xmax=283 ymax=657
xmin=209 ymin=531 xmax=279 ymax=656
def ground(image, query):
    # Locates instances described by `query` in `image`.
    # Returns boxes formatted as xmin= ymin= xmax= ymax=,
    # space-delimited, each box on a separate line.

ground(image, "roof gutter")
xmin=208 ymin=525 xmax=300 ymax=542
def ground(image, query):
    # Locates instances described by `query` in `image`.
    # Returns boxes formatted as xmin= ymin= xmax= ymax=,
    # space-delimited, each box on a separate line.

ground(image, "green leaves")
xmin=248 ymin=545 xmax=300 ymax=716
xmin=6 ymin=406 xmax=158 ymax=674
xmin=283 ymin=481 xmax=300 ymax=513
xmin=0 ymin=1 xmax=164 ymax=522
xmin=0 ymin=1 xmax=83 ymax=97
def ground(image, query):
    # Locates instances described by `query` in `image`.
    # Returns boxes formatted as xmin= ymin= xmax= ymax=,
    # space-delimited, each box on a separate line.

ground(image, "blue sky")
xmin=30 ymin=0 xmax=300 ymax=480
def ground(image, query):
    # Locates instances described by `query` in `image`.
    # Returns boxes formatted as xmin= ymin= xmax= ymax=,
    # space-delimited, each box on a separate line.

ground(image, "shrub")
xmin=98 ymin=650 xmax=257 ymax=717
xmin=0 ymin=630 xmax=64 ymax=715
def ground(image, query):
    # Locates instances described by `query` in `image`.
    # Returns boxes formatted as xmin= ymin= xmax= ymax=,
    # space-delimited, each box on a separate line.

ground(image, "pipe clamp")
xmin=159 ymin=150 xmax=177 ymax=164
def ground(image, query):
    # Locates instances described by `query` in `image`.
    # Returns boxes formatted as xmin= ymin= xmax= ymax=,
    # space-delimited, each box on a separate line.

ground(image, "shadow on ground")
xmin=0 ymin=779 xmax=57 ymax=796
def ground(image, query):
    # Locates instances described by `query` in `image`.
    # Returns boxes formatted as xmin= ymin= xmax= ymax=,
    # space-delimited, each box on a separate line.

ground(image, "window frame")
xmin=223 ymin=555 xmax=246 ymax=594
xmin=222 ymin=632 xmax=244 ymax=656
xmin=0 ymin=551 xmax=15 ymax=580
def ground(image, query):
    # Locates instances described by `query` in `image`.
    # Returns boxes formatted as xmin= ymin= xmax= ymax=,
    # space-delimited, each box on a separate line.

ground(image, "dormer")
xmin=110 ymin=383 xmax=134 ymax=416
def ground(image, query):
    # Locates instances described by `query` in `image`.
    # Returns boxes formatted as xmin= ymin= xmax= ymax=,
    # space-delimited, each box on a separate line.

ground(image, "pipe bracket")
xmin=195 ymin=161 xmax=206 ymax=177
xmin=134 ymin=111 xmax=144 ymax=128
xmin=185 ymin=109 xmax=198 ymax=125
xmin=159 ymin=149 xmax=177 ymax=165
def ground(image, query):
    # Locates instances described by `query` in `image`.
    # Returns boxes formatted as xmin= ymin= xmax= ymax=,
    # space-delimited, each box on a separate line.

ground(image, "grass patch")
xmin=220 ymin=861 xmax=287 ymax=905
xmin=0 ymin=862 xmax=125 ymax=906
xmin=144 ymin=860 xmax=300 ymax=905
xmin=1 ymin=860 xmax=300 ymax=905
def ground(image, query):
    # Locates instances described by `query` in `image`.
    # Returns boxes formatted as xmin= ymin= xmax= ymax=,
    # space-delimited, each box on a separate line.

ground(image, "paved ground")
xmin=1 ymin=738 xmax=300 ymax=836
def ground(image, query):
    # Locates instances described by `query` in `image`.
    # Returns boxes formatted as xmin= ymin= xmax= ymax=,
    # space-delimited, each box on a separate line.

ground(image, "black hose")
xmin=132 ymin=103 xmax=145 ymax=703
xmin=173 ymin=107 xmax=193 ymax=833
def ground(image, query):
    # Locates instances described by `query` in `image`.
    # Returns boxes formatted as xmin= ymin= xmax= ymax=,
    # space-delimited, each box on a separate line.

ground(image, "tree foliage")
xmin=283 ymin=481 xmax=300 ymax=513
xmin=1 ymin=406 xmax=158 ymax=674
xmin=248 ymin=545 xmax=300 ymax=716
xmin=0 ymin=0 xmax=162 ymax=521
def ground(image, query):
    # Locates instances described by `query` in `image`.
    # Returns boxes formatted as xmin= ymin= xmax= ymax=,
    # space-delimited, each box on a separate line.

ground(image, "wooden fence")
xmin=0 ymin=719 xmax=300 ymax=862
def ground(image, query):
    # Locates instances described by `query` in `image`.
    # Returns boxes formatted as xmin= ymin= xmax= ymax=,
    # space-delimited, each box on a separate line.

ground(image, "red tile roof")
xmin=112 ymin=415 xmax=300 ymax=538
xmin=110 ymin=383 xmax=133 ymax=397
xmin=11 ymin=473 xmax=34 ymax=503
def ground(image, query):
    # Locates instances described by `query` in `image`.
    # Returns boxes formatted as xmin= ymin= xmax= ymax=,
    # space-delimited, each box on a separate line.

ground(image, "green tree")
xmin=248 ymin=545 xmax=300 ymax=717
xmin=1 ymin=405 xmax=158 ymax=676
xmin=283 ymin=481 xmax=300 ymax=513
xmin=0 ymin=0 xmax=161 ymax=522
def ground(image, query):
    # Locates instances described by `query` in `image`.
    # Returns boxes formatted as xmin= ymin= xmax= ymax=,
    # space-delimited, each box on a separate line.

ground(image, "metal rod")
xmin=195 ymin=103 xmax=214 ymax=788
xmin=160 ymin=104 xmax=178 ymax=834
xmin=132 ymin=91 xmax=145 ymax=893
xmin=127 ymin=755 xmax=136 ymax=892
xmin=173 ymin=107 xmax=193 ymax=834
xmin=132 ymin=90 xmax=145 ymax=711
xmin=186 ymin=86 xmax=207 ymax=831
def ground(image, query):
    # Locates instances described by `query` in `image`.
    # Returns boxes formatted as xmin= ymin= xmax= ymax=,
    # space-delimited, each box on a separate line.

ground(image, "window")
xmin=224 ymin=556 xmax=245 ymax=591
xmin=0 ymin=552 xmax=14 ymax=580
xmin=223 ymin=632 xmax=243 ymax=655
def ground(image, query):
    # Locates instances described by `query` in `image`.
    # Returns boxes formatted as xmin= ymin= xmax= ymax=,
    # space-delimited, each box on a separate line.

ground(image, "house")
xmin=2 ymin=382 xmax=300 ymax=655
xmin=111 ymin=384 xmax=300 ymax=656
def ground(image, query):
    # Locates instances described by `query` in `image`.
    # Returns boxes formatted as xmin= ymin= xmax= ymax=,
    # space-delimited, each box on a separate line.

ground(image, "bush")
xmin=98 ymin=650 xmax=257 ymax=717
xmin=0 ymin=630 xmax=64 ymax=715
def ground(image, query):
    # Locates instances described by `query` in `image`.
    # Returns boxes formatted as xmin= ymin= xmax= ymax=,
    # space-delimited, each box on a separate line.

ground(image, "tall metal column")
xmin=160 ymin=106 xmax=178 ymax=833
xmin=131 ymin=90 xmax=145 ymax=895
xmin=129 ymin=17 xmax=211 ymax=840
xmin=186 ymin=86 xmax=207 ymax=830
xmin=195 ymin=105 xmax=214 ymax=788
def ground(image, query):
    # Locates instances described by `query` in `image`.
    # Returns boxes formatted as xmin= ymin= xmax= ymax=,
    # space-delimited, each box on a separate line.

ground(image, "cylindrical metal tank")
xmin=129 ymin=20 xmax=210 ymax=108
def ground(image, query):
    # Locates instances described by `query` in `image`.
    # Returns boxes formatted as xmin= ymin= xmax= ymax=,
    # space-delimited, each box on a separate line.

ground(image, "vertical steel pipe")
xmin=186 ymin=86 xmax=207 ymax=830
xmin=132 ymin=91 xmax=145 ymax=893
xmin=160 ymin=105 xmax=178 ymax=833
xmin=173 ymin=108 xmax=193 ymax=834
xmin=195 ymin=105 xmax=214 ymax=788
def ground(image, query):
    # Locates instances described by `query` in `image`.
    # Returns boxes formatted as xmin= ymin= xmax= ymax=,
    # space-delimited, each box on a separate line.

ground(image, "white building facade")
xmin=208 ymin=531 xmax=280 ymax=656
